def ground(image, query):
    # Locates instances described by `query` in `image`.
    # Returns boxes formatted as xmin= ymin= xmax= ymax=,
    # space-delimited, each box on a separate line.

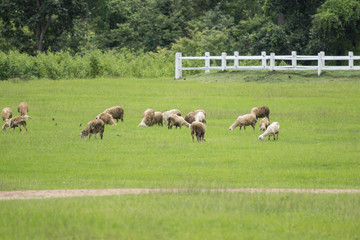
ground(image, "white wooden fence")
xmin=174 ymin=51 xmax=360 ymax=79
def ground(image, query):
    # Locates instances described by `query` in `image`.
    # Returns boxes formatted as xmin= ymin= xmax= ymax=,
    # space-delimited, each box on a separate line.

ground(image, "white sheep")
xmin=163 ymin=109 xmax=181 ymax=125
xmin=229 ymin=114 xmax=257 ymax=131
xmin=190 ymin=121 xmax=206 ymax=142
xmin=194 ymin=111 xmax=206 ymax=123
xmin=258 ymin=122 xmax=280 ymax=141
xmin=1 ymin=107 xmax=12 ymax=121
xmin=259 ymin=117 xmax=270 ymax=131
xmin=18 ymin=102 xmax=30 ymax=118
xmin=138 ymin=109 xmax=155 ymax=127
xmin=79 ymin=119 xmax=105 ymax=140
xmin=167 ymin=114 xmax=190 ymax=129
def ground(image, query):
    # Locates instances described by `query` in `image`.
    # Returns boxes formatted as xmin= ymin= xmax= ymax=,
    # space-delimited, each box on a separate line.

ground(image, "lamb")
xmin=103 ymin=106 xmax=124 ymax=122
xmin=18 ymin=102 xmax=30 ymax=118
xmin=153 ymin=112 xmax=163 ymax=126
xmin=1 ymin=107 xmax=12 ymax=121
xmin=251 ymin=106 xmax=270 ymax=120
xmin=138 ymin=109 xmax=155 ymax=127
xmin=194 ymin=111 xmax=206 ymax=123
xmin=79 ymin=119 xmax=105 ymax=140
xmin=259 ymin=117 xmax=270 ymax=131
xmin=190 ymin=121 xmax=206 ymax=142
xmin=185 ymin=109 xmax=206 ymax=124
xmin=229 ymin=114 xmax=257 ymax=131
xmin=2 ymin=116 xmax=30 ymax=131
xmin=167 ymin=114 xmax=190 ymax=129
xmin=258 ymin=122 xmax=280 ymax=141
xmin=96 ymin=112 xmax=116 ymax=126
xmin=163 ymin=109 xmax=181 ymax=125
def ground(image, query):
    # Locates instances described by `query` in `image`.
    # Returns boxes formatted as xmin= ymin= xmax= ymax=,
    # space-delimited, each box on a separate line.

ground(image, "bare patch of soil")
xmin=1 ymin=188 xmax=359 ymax=200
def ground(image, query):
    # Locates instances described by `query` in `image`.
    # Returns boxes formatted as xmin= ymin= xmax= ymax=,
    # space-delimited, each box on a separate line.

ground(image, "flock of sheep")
xmin=1 ymin=103 xmax=280 ymax=142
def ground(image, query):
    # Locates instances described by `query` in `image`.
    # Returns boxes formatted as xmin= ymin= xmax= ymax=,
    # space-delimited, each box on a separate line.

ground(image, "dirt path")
xmin=1 ymin=188 xmax=360 ymax=200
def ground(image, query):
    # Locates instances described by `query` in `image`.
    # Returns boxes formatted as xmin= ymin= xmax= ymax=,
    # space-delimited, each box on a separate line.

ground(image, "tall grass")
xmin=0 ymin=49 xmax=175 ymax=80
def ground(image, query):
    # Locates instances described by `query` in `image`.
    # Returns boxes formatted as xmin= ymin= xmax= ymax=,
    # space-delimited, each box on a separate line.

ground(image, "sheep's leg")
xmin=191 ymin=131 xmax=195 ymax=142
xmin=276 ymin=132 xmax=279 ymax=140
xmin=100 ymin=131 xmax=103 ymax=140
xmin=252 ymin=124 xmax=255 ymax=130
xmin=23 ymin=125 xmax=27 ymax=131
xmin=239 ymin=126 xmax=241 ymax=130
xmin=94 ymin=133 xmax=97 ymax=139
xmin=89 ymin=134 xmax=92 ymax=139
xmin=19 ymin=126 xmax=22 ymax=132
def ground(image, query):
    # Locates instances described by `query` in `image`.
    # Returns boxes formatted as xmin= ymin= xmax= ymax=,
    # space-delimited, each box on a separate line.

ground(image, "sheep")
xmin=258 ymin=122 xmax=280 ymax=141
xmin=190 ymin=121 xmax=206 ymax=142
xmin=229 ymin=114 xmax=257 ymax=131
xmin=79 ymin=119 xmax=105 ymax=140
xmin=1 ymin=107 xmax=12 ymax=121
xmin=194 ymin=111 xmax=206 ymax=123
xmin=103 ymin=106 xmax=124 ymax=122
xmin=163 ymin=109 xmax=181 ymax=125
xmin=167 ymin=114 xmax=190 ymax=129
xmin=185 ymin=109 xmax=206 ymax=124
xmin=153 ymin=112 xmax=163 ymax=126
xmin=96 ymin=112 xmax=116 ymax=126
xmin=2 ymin=116 xmax=30 ymax=131
xmin=251 ymin=106 xmax=270 ymax=120
xmin=18 ymin=102 xmax=30 ymax=118
xmin=138 ymin=109 xmax=155 ymax=127
xmin=259 ymin=117 xmax=270 ymax=131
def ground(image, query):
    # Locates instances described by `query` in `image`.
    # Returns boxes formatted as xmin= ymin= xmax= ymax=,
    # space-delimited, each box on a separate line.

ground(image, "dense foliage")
xmin=0 ymin=0 xmax=359 ymax=79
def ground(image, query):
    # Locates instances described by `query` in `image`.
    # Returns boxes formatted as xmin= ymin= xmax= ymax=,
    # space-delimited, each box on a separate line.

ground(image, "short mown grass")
xmin=0 ymin=71 xmax=359 ymax=190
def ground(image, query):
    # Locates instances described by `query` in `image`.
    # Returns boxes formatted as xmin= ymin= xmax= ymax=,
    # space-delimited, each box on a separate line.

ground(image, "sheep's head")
xmin=24 ymin=115 xmax=31 ymax=120
xmin=229 ymin=126 xmax=234 ymax=131
xmin=79 ymin=132 xmax=87 ymax=139
xmin=2 ymin=122 xmax=9 ymax=131
xmin=259 ymin=124 xmax=266 ymax=131
xmin=258 ymin=135 xmax=264 ymax=141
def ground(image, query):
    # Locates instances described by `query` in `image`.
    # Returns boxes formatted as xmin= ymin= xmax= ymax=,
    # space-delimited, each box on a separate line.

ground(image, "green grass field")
xmin=1 ymin=71 xmax=360 ymax=239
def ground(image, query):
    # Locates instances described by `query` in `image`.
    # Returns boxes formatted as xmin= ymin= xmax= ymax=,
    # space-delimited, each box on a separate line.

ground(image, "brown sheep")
xmin=184 ymin=109 xmax=206 ymax=124
xmin=167 ymin=114 xmax=190 ymax=129
xmin=1 ymin=107 xmax=12 ymax=121
xmin=251 ymin=106 xmax=270 ymax=120
xmin=96 ymin=112 xmax=116 ymax=126
xmin=104 ymin=106 xmax=124 ymax=122
xmin=259 ymin=117 xmax=270 ymax=131
xmin=153 ymin=112 xmax=163 ymax=126
xmin=18 ymin=102 xmax=29 ymax=117
xmin=79 ymin=119 xmax=105 ymax=140
xmin=2 ymin=116 xmax=29 ymax=131
xmin=229 ymin=114 xmax=257 ymax=131
xmin=190 ymin=121 xmax=206 ymax=142
xmin=163 ymin=109 xmax=181 ymax=125
xmin=138 ymin=109 xmax=155 ymax=127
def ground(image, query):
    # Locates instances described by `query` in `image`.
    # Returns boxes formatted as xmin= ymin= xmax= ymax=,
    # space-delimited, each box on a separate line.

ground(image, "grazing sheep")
xmin=259 ymin=117 xmax=270 ymax=131
xmin=153 ymin=112 xmax=163 ymax=126
xmin=138 ymin=109 xmax=155 ymax=127
xmin=18 ymin=102 xmax=30 ymax=117
xmin=103 ymin=106 xmax=124 ymax=122
xmin=195 ymin=111 xmax=206 ymax=123
xmin=251 ymin=106 xmax=270 ymax=120
xmin=258 ymin=122 xmax=280 ymax=141
xmin=229 ymin=114 xmax=257 ymax=131
xmin=167 ymin=114 xmax=190 ymax=129
xmin=190 ymin=121 xmax=206 ymax=142
xmin=2 ymin=116 xmax=29 ymax=131
xmin=1 ymin=107 xmax=12 ymax=121
xmin=96 ymin=112 xmax=116 ymax=126
xmin=163 ymin=109 xmax=181 ymax=125
xmin=79 ymin=119 xmax=105 ymax=140
xmin=185 ymin=109 xmax=206 ymax=124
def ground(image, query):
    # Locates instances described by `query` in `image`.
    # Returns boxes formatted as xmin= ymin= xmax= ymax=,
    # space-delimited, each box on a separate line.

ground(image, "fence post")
xmin=321 ymin=51 xmax=325 ymax=67
xmin=261 ymin=51 xmax=267 ymax=70
xmin=175 ymin=52 xmax=182 ymax=79
xmin=205 ymin=52 xmax=210 ymax=73
xmin=270 ymin=53 xmax=275 ymax=71
xmin=318 ymin=52 xmax=322 ymax=76
xmin=221 ymin=52 xmax=227 ymax=71
xmin=349 ymin=52 xmax=354 ymax=69
xmin=234 ymin=51 xmax=239 ymax=69
xmin=292 ymin=51 xmax=297 ymax=69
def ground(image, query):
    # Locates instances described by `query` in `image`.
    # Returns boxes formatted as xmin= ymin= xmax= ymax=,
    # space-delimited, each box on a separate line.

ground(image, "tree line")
xmin=1 ymin=0 xmax=359 ymax=56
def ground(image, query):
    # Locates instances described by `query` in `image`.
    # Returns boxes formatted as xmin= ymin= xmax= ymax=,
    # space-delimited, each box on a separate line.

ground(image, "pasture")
xmin=0 ymin=71 xmax=359 ymax=239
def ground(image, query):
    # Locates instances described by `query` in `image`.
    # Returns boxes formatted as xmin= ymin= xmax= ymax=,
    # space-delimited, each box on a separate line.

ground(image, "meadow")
xmin=0 ymin=70 xmax=359 ymax=239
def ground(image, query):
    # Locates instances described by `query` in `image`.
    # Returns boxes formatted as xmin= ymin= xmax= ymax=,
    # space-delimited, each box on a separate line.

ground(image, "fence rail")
xmin=174 ymin=51 xmax=360 ymax=79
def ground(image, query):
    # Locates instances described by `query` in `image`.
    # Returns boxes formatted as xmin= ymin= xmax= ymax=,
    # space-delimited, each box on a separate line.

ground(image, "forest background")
xmin=0 ymin=0 xmax=359 ymax=79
